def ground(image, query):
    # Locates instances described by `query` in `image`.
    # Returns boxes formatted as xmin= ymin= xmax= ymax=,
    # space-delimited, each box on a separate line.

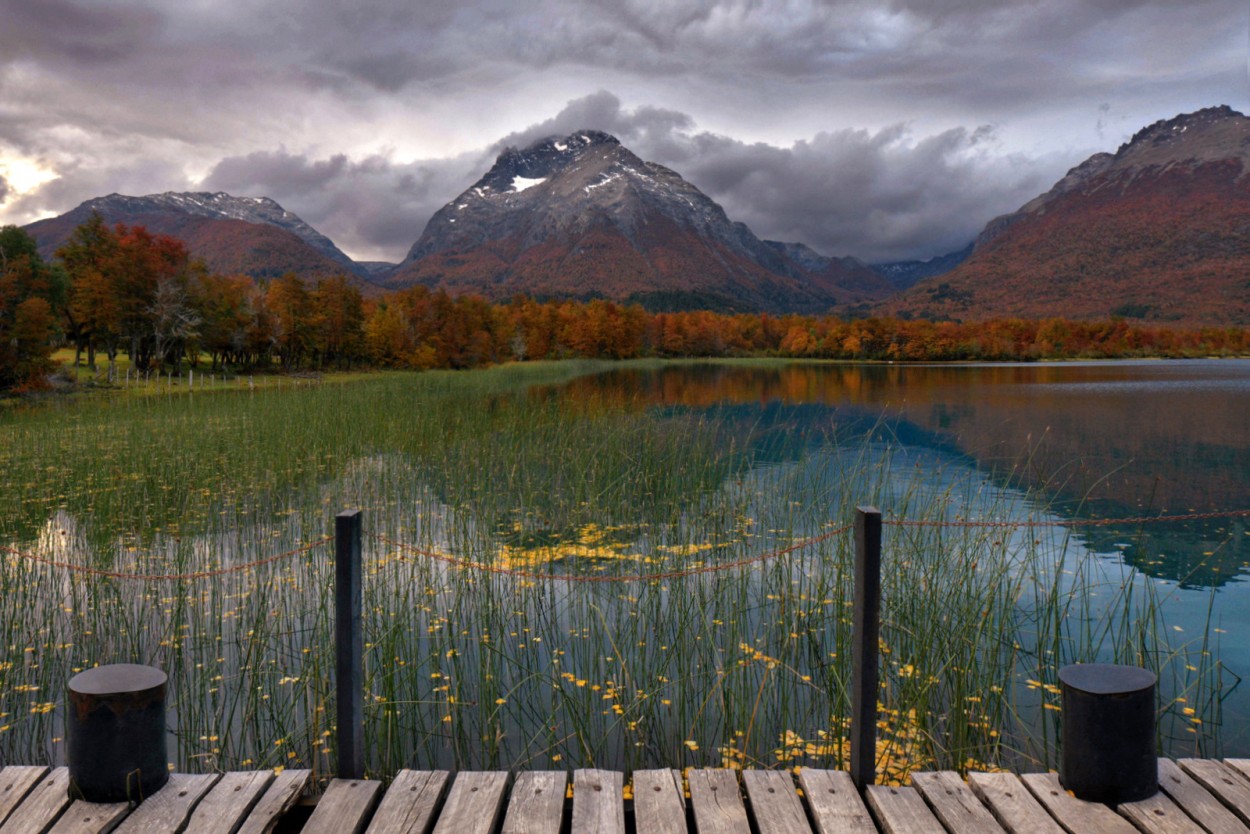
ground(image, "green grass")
xmin=0 ymin=360 xmax=1227 ymax=783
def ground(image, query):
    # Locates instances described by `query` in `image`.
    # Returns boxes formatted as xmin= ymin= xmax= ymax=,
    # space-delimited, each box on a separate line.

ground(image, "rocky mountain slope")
xmin=387 ymin=131 xmax=891 ymax=313
xmin=884 ymin=106 xmax=1250 ymax=325
xmin=24 ymin=192 xmax=376 ymax=285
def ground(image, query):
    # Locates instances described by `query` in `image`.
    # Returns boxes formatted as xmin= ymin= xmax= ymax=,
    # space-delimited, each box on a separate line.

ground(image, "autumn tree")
xmin=57 ymin=212 xmax=121 ymax=369
xmin=310 ymin=275 xmax=365 ymax=367
xmin=266 ymin=273 xmax=313 ymax=368
xmin=0 ymin=226 xmax=65 ymax=389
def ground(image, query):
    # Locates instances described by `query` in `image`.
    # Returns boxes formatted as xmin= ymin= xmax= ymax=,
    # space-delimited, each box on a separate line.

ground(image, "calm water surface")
xmin=553 ymin=359 xmax=1250 ymax=752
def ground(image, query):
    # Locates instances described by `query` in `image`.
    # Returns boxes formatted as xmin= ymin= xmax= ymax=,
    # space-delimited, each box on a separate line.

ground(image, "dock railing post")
xmin=336 ymin=509 xmax=364 ymax=779
xmin=850 ymin=505 xmax=882 ymax=791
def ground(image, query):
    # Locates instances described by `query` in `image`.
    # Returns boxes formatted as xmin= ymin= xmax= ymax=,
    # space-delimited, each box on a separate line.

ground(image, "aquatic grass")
xmin=0 ymin=360 xmax=1234 ymax=783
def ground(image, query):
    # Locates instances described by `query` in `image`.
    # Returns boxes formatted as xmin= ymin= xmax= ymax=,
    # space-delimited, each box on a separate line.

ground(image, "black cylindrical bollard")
xmin=1059 ymin=663 xmax=1157 ymax=803
xmin=67 ymin=664 xmax=169 ymax=803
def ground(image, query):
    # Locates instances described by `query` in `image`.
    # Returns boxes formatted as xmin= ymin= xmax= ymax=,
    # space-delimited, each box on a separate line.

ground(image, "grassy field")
xmin=0 ymin=360 xmax=1226 ymax=782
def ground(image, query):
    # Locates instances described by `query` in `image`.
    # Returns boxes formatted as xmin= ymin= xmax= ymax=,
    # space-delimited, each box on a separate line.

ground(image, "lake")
xmin=1 ymin=357 xmax=1247 ymax=775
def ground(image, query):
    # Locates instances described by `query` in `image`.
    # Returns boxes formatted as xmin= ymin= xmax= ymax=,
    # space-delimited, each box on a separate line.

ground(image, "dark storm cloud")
xmin=0 ymin=175 xmax=9 ymax=205
xmin=497 ymin=93 xmax=1058 ymax=262
xmin=668 ymin=125 xmax=1055 ymax=262
xmin=493 ymin=91 xmax=695 ymax=153
xmin=196 ymin=90 xmax=1053 ymax=263
xmin=0 ymin=0 xmax=164 ymax=65
xmin=0 ymin=0 xmax=1242 ymax=261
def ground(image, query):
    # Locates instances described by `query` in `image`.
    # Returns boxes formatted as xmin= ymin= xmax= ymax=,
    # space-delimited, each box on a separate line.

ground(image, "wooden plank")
xmin=631 ymin=770 xmax=686 ymax=834
xmin=302 ymin=779 xmax=382 ymax=834
xmin=1180 ymin=760 xmax=1250 ymax=827
xmin=1019 ymin=773 xmax=1136 ymax=834
xmin=500 ymin=771 xmax=564 ymax=834
xmin=0 ymin=767 xmax=74 ymax=834
xmin=797 ymin=769 xmax=876 ymax=834
xmin=1157 ymin=759 xmax=1250 ymax=834
xmin=1118 ymin=790 xmax=1207 ymax=834
xmin=687 ymin=770 xmax=749 ymax=834
xmin=1226 ymin=761 xmax=1250 ymax=784
xmin=366 ymin=771 xmax=450 ymax=834
xmin=0 ymin=768 xmax=49 ymax=827
xmin=910 ymin=771 xmax=1005 ymax=834
xmin=113 ymin=773 xmax=220 ymax=833
xmin=571 ymin=770 xmax=623 ymax=834
xmin=45 ymin=800 xmax=130 ymax=834
xmin=183 ymin=772 xmax=275 ymax=834
xmin=966 ymin=772 xmax=1066 ymax=834
xmin=429 ymin=772 xmax=508 ymax=834
xmin=865 ymin=785 xmax=945 ymax=834
xmin=741 ymin=770 xmax=811 ymax=834
xmin=234 ymin=769 xmax=311 ymax=834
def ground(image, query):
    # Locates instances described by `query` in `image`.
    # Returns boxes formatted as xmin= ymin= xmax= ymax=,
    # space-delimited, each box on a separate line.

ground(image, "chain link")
xmin=4 ymin=506 xmax=1246 ymax=584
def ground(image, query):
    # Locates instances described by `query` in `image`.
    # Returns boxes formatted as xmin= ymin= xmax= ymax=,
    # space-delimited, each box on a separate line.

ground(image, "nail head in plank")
xmin=366 ymin=771 xmax=450 ymax=834
xmin=1226 ymin=761 xmax=1250 ymax=786
xmin=966 ymin=772 xmax=1066 ymax=834
xmin=1180 ymin=760 xmax=1250 ymax=827
xmin=797 ymin=769 xmax=876 ymax=834
xmin=500 ymin=771 xmax=565 ymax=834
xmin=0 ymin=767 xmax=75 ymax=834
xmin=183 ymin=772 xmax=276 ymax=834
xmin=235 ymin=769 xmax=311 ymax=834
xmin=114 ymin=773 xmax=220 ymax=834
xmin=865 ymin=785 xmax=947 ymax=834
xmin=910 ymin=771 xmax=1006 ymax=834
xmin=1157 ymin=759 xmax=1250 ymax=834
xmin=742 ymin=770 xmax=811 ymax=834
xmin=45 ymin=799 xmax=130 ymax=834
xmin=687 ymin=770 xmax=750 ymax=834
xmin=1019 ymin=773 xmax=1137 ymax=834
xmin=571 ymin=770 xmax=624 ymax=834
xmin=302 ymin=779 xmax=382 ymax=834
xmin=430 ymin=772 xmax=509 ymax=834
xmin=0 ymin=768 xmax=50 ymax=828
xmin=631 ymin=770 xmax=686 ymax=834
xmin=1118 ymin=790 xmax=1209 ymax=834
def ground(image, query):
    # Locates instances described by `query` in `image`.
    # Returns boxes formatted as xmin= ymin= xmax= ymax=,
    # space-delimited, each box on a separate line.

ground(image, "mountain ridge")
xmin=23 ymin=191 xmax=380 ymax=287
xmin=386 ymin=130 xmax=894 ymax=313
xmin=884 ymin=105 xmax=1250 ymax=325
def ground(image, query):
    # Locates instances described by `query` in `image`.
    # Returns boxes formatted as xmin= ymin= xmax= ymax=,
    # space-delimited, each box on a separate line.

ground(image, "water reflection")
xmin=545 ymin=360 xmax=1250 ymax=588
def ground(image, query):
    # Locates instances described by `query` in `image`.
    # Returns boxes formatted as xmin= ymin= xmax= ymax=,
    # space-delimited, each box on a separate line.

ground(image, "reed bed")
xmin=0 ymin=361 xmax=1229 ymax=782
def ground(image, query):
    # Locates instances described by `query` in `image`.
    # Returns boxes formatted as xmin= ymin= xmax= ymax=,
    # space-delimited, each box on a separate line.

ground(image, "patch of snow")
xmin=584 ymin=173 xmax=621 ymax=194
xmin=511 ymin=175 xmax=546 ymax=192
xmin=449 ymin=218 xmax=456 ymax=223
xmin=554 ymin=141 xmax=567 ymax=152
xmin=580 ymin=134 xmax=591 ymax=143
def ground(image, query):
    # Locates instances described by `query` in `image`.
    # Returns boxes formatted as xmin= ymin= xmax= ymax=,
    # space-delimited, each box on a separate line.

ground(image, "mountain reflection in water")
xmin=541 ymin=360 xmax=1250 ymax=589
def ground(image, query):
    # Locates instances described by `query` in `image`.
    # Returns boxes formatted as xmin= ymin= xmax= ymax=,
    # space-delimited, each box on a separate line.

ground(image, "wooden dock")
xmin=5 ymin=759 xmax=1250 ymax=833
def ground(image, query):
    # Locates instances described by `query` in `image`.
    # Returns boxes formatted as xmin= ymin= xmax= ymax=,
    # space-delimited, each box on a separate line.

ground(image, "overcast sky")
xmin=0 ymin=0 xmax=1245 ymax=264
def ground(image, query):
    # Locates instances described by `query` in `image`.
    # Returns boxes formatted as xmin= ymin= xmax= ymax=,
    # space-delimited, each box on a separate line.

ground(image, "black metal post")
xmin=850 ymin=505 xmax=882 ymax=791
xmin=1059 ymin=663 xmax=1158 ymax=802
xmin=67 ymin=664 xmax=169 ymax=802
xmin=335 ymin=509 xmax=364 ymax=779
